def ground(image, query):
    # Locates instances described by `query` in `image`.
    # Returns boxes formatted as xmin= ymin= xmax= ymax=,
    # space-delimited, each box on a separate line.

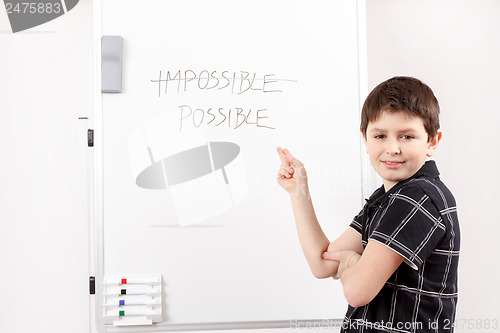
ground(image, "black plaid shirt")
xmin=342 ymin=161 xmax=460 ymax=333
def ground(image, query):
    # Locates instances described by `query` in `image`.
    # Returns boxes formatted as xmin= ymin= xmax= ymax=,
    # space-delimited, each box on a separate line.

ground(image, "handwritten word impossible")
xmin=151 ymin=70 xmax=296 ymax=96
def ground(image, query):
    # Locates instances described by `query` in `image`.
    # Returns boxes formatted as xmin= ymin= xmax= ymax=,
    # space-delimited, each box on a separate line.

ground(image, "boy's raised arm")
xmin=276 ymin=147 xmax=362 ymax=279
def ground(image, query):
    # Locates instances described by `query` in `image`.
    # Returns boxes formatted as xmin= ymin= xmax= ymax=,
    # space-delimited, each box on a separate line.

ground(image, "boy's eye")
xmin=374 ymin=134 xmax=385 ymax=139
xmin=401 ymin=135 xmax=414 ymax=140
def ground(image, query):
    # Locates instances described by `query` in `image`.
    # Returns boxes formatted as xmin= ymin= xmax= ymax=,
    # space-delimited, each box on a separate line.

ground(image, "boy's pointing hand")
xmin=276 ymin=147 xmax=308 ymax=195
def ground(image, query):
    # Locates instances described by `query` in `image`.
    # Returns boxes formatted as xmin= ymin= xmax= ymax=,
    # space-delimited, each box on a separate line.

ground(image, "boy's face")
xmin=363 ymin=111 xmax=442 ymax=191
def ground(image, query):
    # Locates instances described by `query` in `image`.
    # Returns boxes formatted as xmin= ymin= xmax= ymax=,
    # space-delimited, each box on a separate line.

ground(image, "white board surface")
xmin=97 ymin=0 xmax=364 ymax=328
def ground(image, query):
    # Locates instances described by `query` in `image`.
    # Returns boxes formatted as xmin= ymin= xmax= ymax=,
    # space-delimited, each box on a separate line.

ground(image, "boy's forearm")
xmin=331 ymin=240 xmax=404 ymax=308
xmin=289 ymin=186 xmax=334 ymax=278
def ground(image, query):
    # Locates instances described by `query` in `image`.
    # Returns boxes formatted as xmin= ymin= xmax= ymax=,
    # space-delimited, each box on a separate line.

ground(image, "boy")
xmin=277 ymin=76 xmax=460 ymax=332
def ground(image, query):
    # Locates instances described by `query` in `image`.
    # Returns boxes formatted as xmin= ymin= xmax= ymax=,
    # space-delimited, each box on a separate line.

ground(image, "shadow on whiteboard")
xmin=129 ymin=114 xmax=248 ymax=227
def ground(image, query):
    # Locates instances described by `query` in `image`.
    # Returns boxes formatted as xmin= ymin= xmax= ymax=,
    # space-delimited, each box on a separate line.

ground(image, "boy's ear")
xmin=426 ymin=131 xmax=443 ymax=157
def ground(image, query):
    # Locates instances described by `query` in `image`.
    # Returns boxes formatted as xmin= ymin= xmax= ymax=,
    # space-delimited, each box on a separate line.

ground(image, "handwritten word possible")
xmin=151 ymin=70 xmax=296 ymax=96
xmin=179 ymin=105 xmax=275 ymax=131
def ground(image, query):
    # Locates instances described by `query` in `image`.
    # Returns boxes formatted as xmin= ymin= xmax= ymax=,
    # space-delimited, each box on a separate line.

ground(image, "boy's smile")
xmin=364 ymin=111 xmax=442 ymax=191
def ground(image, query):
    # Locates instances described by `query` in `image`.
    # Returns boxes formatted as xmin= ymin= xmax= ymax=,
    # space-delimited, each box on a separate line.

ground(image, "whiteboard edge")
xmin=93 ymin=0 xmax=106 ymax=332
xmin=356 ymin=0 xmax=377 ymax=202
xmin=105 ymin=319 xmax=344 ymax=332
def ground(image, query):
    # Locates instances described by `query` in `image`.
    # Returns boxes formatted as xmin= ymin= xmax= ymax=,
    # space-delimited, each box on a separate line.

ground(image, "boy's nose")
xmin=386 ymin=140 xmax=401 ymax=154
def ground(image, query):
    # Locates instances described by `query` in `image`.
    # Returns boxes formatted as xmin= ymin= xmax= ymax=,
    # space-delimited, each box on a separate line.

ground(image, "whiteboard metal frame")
xmin=91 ymin=0 xmax=371 ymax=331
xmin=104 ymin=320 xmax=344 ymax=333
xmin=356 ymin=0 xmax=381 ymax=200
xmin=93 ymin=0 xmax=106 ymax=331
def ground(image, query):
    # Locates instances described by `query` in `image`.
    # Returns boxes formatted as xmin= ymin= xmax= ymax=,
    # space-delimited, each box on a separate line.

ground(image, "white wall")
xmin=0 ymin=1 xmax=93 ymax=332
xmin=365 ymin=0 xmax=500 ymax=330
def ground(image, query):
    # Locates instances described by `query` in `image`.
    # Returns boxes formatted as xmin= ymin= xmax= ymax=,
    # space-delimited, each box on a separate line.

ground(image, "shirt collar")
xmin=365 ymin=160 xmax=440 ymax=206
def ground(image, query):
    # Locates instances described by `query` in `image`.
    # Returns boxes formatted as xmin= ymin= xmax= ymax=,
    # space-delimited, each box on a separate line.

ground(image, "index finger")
xmin=276 ymin=146 xmax=288 ymax=163
xmin=282 ymin=148 xmax=297 ymax=161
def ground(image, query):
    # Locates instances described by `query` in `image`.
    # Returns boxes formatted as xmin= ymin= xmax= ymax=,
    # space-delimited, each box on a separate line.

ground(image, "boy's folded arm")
xmin=328 ymin=228 xmax=364 ymax=255
xmin=312 ymin=228 xmax=364 ymax=279
xmin=335 ymin=240 xmax=404 ymax=307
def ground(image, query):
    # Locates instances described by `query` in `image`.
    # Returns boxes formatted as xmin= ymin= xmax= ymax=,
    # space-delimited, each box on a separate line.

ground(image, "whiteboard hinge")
xmin=89 ymin=276 xmax=95 ymax=295
xmin=88 ymin=129 xmax=94 ymax=147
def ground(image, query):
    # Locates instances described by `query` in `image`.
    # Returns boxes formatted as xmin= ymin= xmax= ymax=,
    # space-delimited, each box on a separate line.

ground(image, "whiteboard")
xmin=96 ymin=0 xmax=365 ymax=330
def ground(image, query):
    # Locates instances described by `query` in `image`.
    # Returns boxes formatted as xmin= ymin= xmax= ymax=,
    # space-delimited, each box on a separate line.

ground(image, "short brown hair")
xmin=360 ymin=76 xmax=440 ymax=141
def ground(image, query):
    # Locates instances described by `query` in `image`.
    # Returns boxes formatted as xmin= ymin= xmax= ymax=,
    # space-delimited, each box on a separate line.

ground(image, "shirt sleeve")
xmin=349 ymin=207 xmax=365 ymax=234
xmin=368 ymin=184 xmax=445 ymax=270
